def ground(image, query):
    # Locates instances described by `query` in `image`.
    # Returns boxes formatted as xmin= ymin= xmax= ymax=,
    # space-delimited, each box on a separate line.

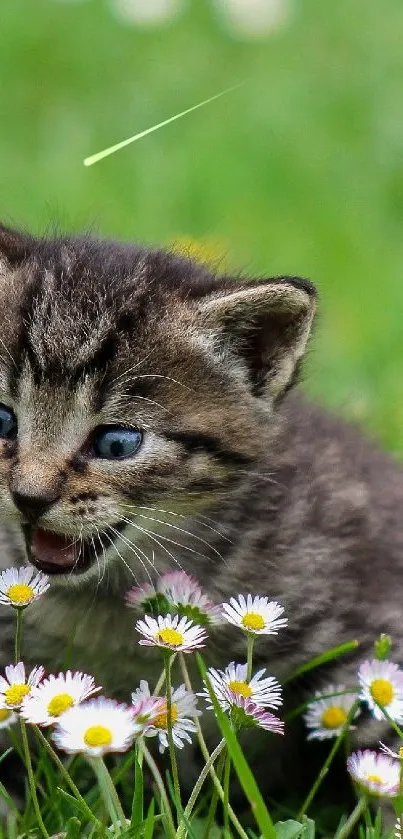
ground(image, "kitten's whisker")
xmin=103 ymin=527 xmax=144 ymax=585
xmin=112 ymin=393 xmax=173 ymax=415
xmin=91 ymin=533 xmax=102 ymax=589
xmin=122 ymin=519 xmax=185 ymax=572
xmin=107 ymin=525 xmax=155 ymax=584
xmin=131 ymin=373 xmax=192 ymax=392
xmin=121 ymin=503 xmax=233 ymax=543
xmin=120 ymin=508 xmax=225 ymax=562
xmin=120 ymin=516 xmax=213 ymax=565
xmin=108 ymin=352 xmax=155 ymax=389
xmin=0 ymin=337 xmax=17 ymax=371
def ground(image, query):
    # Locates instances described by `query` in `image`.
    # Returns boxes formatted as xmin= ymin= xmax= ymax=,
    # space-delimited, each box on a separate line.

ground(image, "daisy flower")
xmin=157 ymin=570 xmax=222 ymax=625
xmin=131 ymin=680 xmax=166 ymax=725
xmin=304 ymin=685 xmax=359 ymax=740
xmin=135 ymin=613 xmax=207 ymax=653
xmin=0 ymin=662 xmax=44 ymax=709
xmin=52 ymin=697 xmax=141 ymax=756
xmin=358 ymin=659 xmax=403 ymax=722
xmin=221 ymin=594 xmax=287 ymax=635
xmin=200 ymin=662 xmax=282 ymax=710
xmin=136 ymin=682 xmax=200 ymax=753
xmin=347 ymin=749 xmax=400 ymax=798
xmin=0 ymin=708 xmax=17 ymax=729
xmin=223 ymin=689 xmax=284 ymax=734
xmin=0 ymin=567 xmax=49 ymax=608
xmin=21 ymin=671 xmax=100 ymax=726
xmin=126 ymin=582 xmax=159 ymax=611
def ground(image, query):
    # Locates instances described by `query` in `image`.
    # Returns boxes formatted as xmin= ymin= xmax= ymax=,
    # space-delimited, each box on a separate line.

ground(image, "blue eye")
xmin=93 ymin=427 xmax=143 ymax=460
xmin=0 ymin=404 xmax=17 ymax=440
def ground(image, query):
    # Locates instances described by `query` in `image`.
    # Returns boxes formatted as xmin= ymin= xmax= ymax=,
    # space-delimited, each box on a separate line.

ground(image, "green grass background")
xmin=1 ymin=0 xmax=403 ymax=452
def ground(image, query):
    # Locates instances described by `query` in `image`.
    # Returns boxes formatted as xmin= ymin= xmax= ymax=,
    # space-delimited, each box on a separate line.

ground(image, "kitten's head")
xmin=0 ymin=223 xmax=316 ymax=582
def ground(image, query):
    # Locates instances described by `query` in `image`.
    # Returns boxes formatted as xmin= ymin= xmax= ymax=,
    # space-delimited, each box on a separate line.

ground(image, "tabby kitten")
xmin=0 ymin=222 xmax=401 ymax=797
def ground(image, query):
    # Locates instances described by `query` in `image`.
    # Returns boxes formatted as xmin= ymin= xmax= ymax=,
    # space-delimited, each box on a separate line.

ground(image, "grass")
xmin=1 ymin=0 xmax=403 ymax=451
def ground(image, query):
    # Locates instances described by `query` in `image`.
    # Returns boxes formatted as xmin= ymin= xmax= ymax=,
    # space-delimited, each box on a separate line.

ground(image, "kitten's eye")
xmin=92 ymin=427 xmax=143 ymax=460
xmin=0 ymin=404 xmax=17 ymax=440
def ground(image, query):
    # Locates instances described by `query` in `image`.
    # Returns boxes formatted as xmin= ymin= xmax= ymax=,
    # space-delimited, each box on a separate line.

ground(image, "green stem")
xmin=335 ymin=797 xmax=367 ymax=839
xmin=178 ymin=653 xmax=249 ymax=839
xmin=378 ymin=704 xmax=403 ymax=740
xmin=91 ymin=757 xmax=127 ymax=834
xmin=19 ymin=718 xmax=49 ymax=838
xmin=202 ymin=749 xmax=227 ymax=839
xmin=176 ymin=739 xmax=226 ymax=839
xmin=33 ymin=726 xmax=104 ymax=832
xmin=223 ymin=751 xmax=231 ymax=837
xmin=14 ymin=607 xmax=23 ymax=664
xmin=142 ymin=742 xmax=176 ymax=839
xmin=246 ymin=634 xmax=255 ymax=682
xmin=297 ymin=699 xmax=360 ymax=820
xmin=164 ymin=652 xmax=182 ymax=823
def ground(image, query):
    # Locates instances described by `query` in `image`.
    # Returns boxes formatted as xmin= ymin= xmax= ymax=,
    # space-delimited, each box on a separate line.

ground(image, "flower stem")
xmin=335 ymin=797 xmax=367 ymax=838
xmin=164 ymin=653 xmax=182 ymax=823
xmin=223 ymin=750 xmax=232 ymax=836
xmin=14 ymin=607 xmax=23 ymax=664
xmin=176 ymin=739 xmax=226 ymax=839
xmin=202 ymin=748 xmax=227 ymax=839
xmin=33 ymin=725 xmax=104 ymax=832
xmin=19 ymin=718 xmax=49 ymax=838
xmin=246 ymin=634 xmax=255 ymax=682
xmin=178 ymin=653 xmax=249 ymax=839
xmin=297 ymin=698 xmax=360 ymax=819
xmin=142 ymin=742 xmax=176 ymax=839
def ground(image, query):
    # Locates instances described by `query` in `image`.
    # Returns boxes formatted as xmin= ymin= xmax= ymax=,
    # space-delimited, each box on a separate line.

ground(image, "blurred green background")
xmin=1 ymin=0 xmax=403 ymax=452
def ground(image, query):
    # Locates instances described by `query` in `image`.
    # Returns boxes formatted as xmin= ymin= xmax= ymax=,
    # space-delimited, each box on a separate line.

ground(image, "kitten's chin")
xmin=22 ymin=524 xmax=126 ymax=576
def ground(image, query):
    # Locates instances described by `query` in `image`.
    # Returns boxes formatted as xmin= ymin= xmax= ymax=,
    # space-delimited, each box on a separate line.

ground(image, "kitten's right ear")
xmin=0 ymin=224 xmax=33 ymax=266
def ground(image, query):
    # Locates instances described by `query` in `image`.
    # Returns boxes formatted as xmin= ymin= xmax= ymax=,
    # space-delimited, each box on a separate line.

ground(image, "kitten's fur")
xmin=0 ymin=223 xmax=401 ymax=799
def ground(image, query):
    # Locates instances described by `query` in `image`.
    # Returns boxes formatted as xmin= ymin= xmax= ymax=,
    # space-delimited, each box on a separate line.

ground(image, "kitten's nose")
xmin=12 ymin=489 xmax=61 ymax=523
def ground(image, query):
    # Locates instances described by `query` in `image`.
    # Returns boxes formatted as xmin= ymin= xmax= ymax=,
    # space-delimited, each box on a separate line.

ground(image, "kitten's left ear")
xmin=0 ymin=223 xmax=33 ymax=266
xmin=197 ymin=276 xmax=317 ymax=399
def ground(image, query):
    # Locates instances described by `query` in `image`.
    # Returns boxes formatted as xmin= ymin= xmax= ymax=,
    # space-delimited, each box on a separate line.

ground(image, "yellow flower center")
xmin=366 ymin=774 xmax=383 ymax=786
xmin=47 ymin=693 xmax=74 ymax=717
xmin=241 ymin=612 xmax=265 ymax=631
xmin=7 ymin=583 xmax=34 ymax=605
xmin=321 ymin=706 xmax=348 ymax=729
xmin=153 ymin=702 xmax=178 ymax=730
xmin=228 ymin=679 xmax=253 ymax=698
xmin=0 ymin=709 xmax=11 ymax=722
xmin=5 ymin=683 xmax=30 ymax=706
xmin=370 ymin=679 xmax=394 ymax=707
xmin=83 ymin=725 xmax=113 ymax=748
xmin=156 ymin=628 xmax=184 ymax=647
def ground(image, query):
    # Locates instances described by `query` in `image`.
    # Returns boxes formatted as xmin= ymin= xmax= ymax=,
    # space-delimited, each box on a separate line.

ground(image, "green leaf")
xmin=65 ymin=816 xmax=83 ymax=838
xmin=144 ymin=799 xmax=155 ymax=839
xmin=284 ymin=640 xmax=359 ymax=684
xmin=274 ymin=820 xmax=305 ymax=838
xmin=196 ymin=653 xmax=276 ymax=839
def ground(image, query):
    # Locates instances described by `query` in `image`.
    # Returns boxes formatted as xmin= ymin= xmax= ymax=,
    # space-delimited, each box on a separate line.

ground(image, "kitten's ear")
xmin=198 ymin=276 xmax=317 ymax=399
xmin=0 ymin=224 xmax=33 ymax=266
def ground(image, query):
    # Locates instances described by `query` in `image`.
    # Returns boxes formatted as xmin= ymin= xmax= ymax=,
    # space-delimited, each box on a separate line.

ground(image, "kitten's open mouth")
xmin=23 ymin=524 xmax=127 ymax=576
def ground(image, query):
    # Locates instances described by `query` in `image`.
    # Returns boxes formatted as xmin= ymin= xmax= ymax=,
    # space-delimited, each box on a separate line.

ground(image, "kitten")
xmin=0 ymin=222 xmax=401 ymax=799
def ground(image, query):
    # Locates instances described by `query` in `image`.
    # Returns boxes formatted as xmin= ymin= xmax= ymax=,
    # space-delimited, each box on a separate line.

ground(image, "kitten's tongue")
xmin=31 ymin=529 xmax=76 ymax=569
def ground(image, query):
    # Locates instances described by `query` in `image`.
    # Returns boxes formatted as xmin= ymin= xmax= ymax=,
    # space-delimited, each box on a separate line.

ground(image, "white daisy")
xmin=223 ymin=689 xmax=284 ymax=734
xmin=135 ymin=613 xmax=207 ymax=653
xmin=358 ymin=659 xmax=403 ymax=722
xmin=131 ymin=680 xmax=166 ymax=725
xmin=304 ymin=685 xmax=359 ymax=740
xmin=135 ymin=681 xmax=200 ymax=753
xmin=0 ymin=567 xmax=50 ymax=608
xmin=347 ymin=750 xmax=400 ymax=798
xmin=21 ymin=671 xmax=100 ymax=726
xmin=0 ymin=708 xmax=17 ymax=729
xmin=52 ymin=697 xmax=141 ymax=756
xmin=221 ymin=595 xmax=287 ymax=635
xmin=200 ymin=662 xmax=282 ymax=710
xmin=157 ymin=571 xmax=222 ymax=625
xmin=0 ymin=662 xmax=44 ymax=709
